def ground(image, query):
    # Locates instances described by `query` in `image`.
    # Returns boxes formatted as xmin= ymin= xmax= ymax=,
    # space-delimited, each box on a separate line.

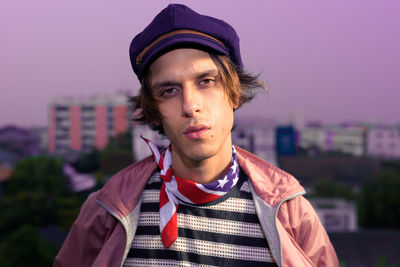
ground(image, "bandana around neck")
xmin=142 ymin=137 xmax=239 ymax=249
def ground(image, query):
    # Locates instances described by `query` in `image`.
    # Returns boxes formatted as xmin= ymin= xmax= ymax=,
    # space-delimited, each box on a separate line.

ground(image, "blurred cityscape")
xmin=0 ymin=92 xmax=399 ymax=266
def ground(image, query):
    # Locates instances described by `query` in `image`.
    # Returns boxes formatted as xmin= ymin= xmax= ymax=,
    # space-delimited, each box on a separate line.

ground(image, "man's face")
xmin=149 ymin=48 xmax=235 ymax=166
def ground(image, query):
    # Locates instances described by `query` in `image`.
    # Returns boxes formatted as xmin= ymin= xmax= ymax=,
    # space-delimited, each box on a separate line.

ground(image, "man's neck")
xmin=170 ymin=140 xmax=233 ymax=184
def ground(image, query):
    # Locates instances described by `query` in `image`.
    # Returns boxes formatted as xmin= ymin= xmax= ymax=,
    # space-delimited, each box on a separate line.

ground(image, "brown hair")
xmin=129 ymin=53 xmax=265 ymax=135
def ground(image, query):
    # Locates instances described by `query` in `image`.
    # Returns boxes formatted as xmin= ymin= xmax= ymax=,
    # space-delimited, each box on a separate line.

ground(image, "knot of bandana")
xmin=142 ymin=137 xmax=239 ymax=248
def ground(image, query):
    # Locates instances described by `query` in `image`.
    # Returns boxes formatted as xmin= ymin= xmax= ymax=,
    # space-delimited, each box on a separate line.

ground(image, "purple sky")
xmin=1 ymin=0 xmax=399 ymax=127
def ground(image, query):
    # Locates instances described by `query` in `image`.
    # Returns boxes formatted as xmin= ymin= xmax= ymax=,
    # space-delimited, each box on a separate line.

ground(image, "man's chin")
xmin=173 ymin=145 xmax=215 ymax=163
xmin=183 ymin=148 xmax=215 ymax=162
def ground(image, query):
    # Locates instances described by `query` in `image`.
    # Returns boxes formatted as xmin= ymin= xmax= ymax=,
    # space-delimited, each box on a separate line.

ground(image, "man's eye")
xmin=199 ymin=78 xmax=215 ymax=86
xmin=160 ymin=88 xmax=178 ymax=97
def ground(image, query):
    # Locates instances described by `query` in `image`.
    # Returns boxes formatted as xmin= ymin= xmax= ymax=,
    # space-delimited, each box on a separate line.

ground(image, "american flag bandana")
xmin=142 ymin=137 xmax=240 ymax=249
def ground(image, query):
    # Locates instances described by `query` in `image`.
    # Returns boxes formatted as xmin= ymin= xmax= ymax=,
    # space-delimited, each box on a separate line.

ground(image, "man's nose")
xmin=182 ymin=86 xmax=201 ymax=117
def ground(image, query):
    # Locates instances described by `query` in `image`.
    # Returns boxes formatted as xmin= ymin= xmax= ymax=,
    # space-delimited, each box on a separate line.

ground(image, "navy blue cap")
xmin=129 ymin=4 xmax=243 ymax=81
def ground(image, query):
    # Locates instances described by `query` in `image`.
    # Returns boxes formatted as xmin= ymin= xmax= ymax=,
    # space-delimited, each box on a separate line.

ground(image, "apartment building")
xmin=367 ymin=125 xmax=400 ymax=159
xmin=232 ymin=120 xmax=277 ymax=166
xmin=48 ymin=93 xmax=129 ymax=154
xmin=299 ymin=123 xmax=366 ymax=156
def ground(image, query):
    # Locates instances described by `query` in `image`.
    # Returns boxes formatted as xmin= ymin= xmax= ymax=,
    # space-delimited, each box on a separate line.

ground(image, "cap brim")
xmin=138 ymin=34 xmax=229 ymax=79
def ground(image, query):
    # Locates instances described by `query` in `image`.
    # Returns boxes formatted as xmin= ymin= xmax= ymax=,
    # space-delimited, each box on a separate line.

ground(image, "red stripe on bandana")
xmin=160 ymin=213 xmax=178 ymax=249
xmin=175 ymin=176 xmax=221 ymax=204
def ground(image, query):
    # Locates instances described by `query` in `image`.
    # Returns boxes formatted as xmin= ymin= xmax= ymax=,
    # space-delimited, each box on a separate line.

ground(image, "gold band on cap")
xmin=136 ymin=29 xmax=225 ymax=65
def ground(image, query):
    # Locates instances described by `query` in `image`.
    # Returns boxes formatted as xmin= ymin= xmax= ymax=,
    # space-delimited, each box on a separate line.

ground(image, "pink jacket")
xmin=54 ymin=146 xmax=338 ymax=267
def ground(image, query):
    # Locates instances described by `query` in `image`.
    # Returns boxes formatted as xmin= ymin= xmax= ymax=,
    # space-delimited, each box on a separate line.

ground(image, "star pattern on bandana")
xmin=217 ymin=176 xmax=229 ymax=188
xmin=231 ymin=160 xmax=238 ymax=174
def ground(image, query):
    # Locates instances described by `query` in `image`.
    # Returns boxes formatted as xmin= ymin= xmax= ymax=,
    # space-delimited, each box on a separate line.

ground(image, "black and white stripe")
xmin=123 ymin=170 xmax=277 ymax=267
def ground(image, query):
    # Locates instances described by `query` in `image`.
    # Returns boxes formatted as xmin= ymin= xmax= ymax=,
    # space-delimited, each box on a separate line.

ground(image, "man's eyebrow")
xmin=152 ymin=81 xmax=179 ymax=90
xmin=196 ymin=69 xmax=219 ymax=79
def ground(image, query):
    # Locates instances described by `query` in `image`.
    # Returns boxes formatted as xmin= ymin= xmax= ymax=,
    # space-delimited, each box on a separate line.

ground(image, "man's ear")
xmin=153 ymin=118 xmax=162 ymax=127
xmin=232 ymin=100 xmax=239 ymax=110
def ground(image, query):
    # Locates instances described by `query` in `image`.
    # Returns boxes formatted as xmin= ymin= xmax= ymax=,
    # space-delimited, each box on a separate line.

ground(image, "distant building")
xmin=328 ymin=124 xmax=366 ymax=156
xmin=232 ymin=119 xmax=277 ymax=166
xmin=299 ymin=123 xmax=366 ymax=157
xmin=298 ymin=124 xmax=326 ymax=153
xmin=367 ymin=125 xmax=400 ymax=159
xmin=0 ymin=148 xmax=19 ymax=169
xmin=29 ymin=127 xmax=48 ymax=153
xmin=0 ymin=125 xmax=41 ymax=157
xmin=132 ymin=125 xmax=170 ymax=161
xmin=310 ymin=198 xmax=358 ymax=232
xmin=276 ymin=126 xmax=296 ymax=156
xmin=48 ymin=93 xmax=130 ymax=154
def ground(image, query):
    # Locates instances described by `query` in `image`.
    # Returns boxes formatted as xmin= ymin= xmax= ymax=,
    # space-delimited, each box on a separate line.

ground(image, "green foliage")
xmin=376 ymin=253 xmax=397 ymax=267
xmin=4 ymin=156 xmax=67 ymax=196
xmin=0 ymin=157 xmax=73 ymax=238
xmin=0 ymin=224 xmax=58 ymax=267
xmin=0 ymin=131 xmax=132 ymax=265
xmin=358 ymin=169 xmax=400 ymax=228
xmin=99 ymin=131 xmax=134 ymax=175
xmin=100 ymin=150 xmax=133 ymax=175
xmin=53 ymin=196 xmax=82 ymax=230
xmin=71 ymin=131 xmax=133 ymax=176
xmin=72 ymin=149 xmax=100 ymax=173
xmin=311 ymin=176 xmax=355 ymax=200
xmin=381 ymin=160 xmax=400 ymax=173
xmin=0 ymin=156 xmax=85 ymax=265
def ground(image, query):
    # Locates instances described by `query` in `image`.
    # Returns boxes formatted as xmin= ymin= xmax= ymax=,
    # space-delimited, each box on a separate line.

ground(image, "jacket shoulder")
xmin=235 ymin=145 xmax=305 ymax=206
xmin=96 ymin=155 xmax=157 ymax=218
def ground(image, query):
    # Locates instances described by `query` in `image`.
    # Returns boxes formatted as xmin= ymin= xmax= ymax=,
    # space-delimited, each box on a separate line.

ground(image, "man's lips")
xmin=183 ymin=124 xmax=210 ymax=139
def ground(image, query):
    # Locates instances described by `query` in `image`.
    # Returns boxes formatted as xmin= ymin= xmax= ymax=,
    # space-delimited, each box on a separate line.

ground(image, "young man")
xmin=55 ymin=4 xmax=338 ymax=267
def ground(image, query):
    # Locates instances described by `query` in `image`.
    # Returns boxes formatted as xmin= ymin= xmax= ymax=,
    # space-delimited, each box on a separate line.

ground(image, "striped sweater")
xmin=123 ymin=169 xmax=278 ymax=267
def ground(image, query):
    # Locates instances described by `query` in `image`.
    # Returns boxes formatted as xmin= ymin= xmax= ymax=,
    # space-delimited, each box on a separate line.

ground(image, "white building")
xmin=232 ymin=120 xmax=277 ymax=166
xmin=310 ymin=198 xmax=358 ymax=232
xmin=298 ymin=125 xmax=326 ymax=151
xmin=367 ymin=125 xmax=400 ymax=159
xmin=132 ymin=125 xmax=170 ymax=161
xmin=299 ymin=123 xmax=366 ymax=156
xmin=327 ymin=125 xmax=365 ymax=156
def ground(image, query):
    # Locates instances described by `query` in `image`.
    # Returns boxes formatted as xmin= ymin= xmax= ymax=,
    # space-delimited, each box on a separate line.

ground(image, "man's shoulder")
xmin=95 ymin=155 xmax=157 ymax=217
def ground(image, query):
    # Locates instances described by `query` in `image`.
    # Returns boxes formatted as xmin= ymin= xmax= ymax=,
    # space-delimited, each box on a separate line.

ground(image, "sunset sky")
xmin=1 ymin=0 xmax=399 ymax=127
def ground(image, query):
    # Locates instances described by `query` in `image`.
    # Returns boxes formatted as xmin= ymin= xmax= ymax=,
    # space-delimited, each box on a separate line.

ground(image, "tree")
xmin=311 ymin=176 xmax=355 ymax=200
xmin=0 ymin=224 xmax=58 ymax=267
xmin=71 ymin=131 xmax=134 ymax=177
xmin=72 ymin=149 xmax=100 ymax=173
xmin=381 ymin=159 xmax=400 ymax=173
xmin=358 ymin=169 xmax=400 ymax=228
xmin=0 ymin=156 xmax=71 ymax=236
xmin=0 ymin=156 xmax=85 ymax=265
xmin=99 ymin=131 xmax=134 ymax=175
xmin=4 ymin=156 xmax=67 ymax=196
